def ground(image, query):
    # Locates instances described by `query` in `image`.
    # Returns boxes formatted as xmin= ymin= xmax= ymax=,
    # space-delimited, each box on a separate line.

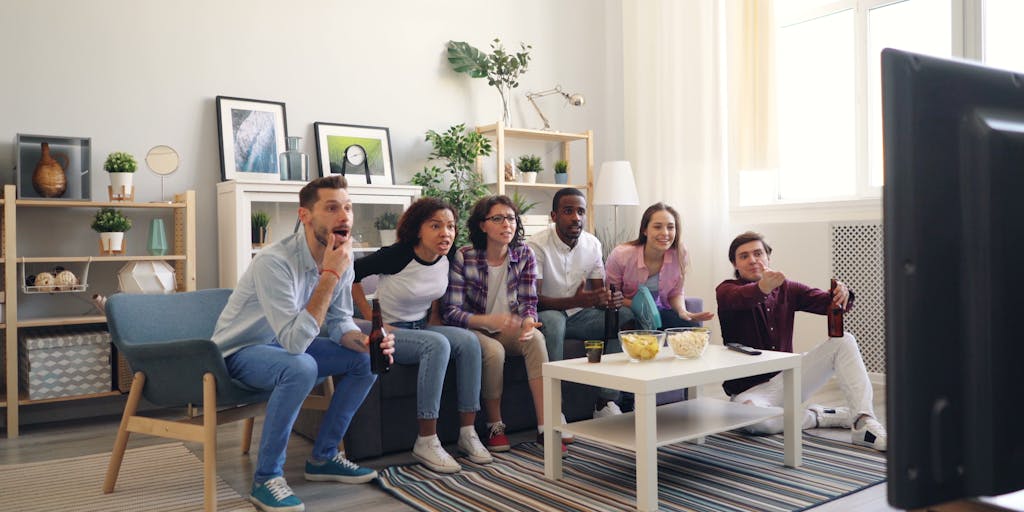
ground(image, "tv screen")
xmin=883 ymin=48 xmax=1024 ymax=509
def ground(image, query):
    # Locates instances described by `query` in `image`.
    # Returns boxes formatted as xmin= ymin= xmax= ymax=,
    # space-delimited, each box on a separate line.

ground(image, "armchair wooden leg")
xmin=103 ymin=372 xmax=146 ymax=494
xmin=203 ymin=373 xmax=218 ymax=512
xmin=241 ymin=417 xmax=254 ymax=455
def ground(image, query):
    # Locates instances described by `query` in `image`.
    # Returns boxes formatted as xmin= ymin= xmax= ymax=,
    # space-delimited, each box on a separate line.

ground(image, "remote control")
xmin=726 ymin=343 xmax=762 ymax=355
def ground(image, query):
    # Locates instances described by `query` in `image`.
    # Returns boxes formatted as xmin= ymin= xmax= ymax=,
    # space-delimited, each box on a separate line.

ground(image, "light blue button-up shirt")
xmin=212 ymin=231 xmax=360 ymax=357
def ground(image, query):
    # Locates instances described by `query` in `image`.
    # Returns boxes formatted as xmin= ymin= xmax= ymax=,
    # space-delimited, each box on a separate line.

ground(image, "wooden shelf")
xmin=19 ymin=390 xmax=121 ymax=405
xmin=15 ymin=199 xmax=186 ymax=209
xmin=19 ymin=255 xmax=186 ymax=263
xmin=16 ymin=315 xmax=107 ymax=328
xmin=487 ymin=182 xmax=587 ymax=190
xmin=475 ymin=124 xmax=590 ymax=142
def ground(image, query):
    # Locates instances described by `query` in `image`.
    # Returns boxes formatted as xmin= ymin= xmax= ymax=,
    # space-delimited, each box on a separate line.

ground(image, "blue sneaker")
xmin=304 ymin=452 xmax=378 ymax=483
xmin=250 ymin=476 xmax=304 ymax=512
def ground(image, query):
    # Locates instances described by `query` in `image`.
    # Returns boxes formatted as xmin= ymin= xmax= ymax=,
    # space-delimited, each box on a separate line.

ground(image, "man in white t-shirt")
xmin=528 ymin=188 xmax=634 ymax=418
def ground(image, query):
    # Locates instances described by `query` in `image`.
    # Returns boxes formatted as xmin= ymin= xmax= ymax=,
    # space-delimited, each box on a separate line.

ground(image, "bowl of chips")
xmin=618 ymin=330 xmax=665 ymax=362
xmin=665 ymin=327 xmax=711 ymax=359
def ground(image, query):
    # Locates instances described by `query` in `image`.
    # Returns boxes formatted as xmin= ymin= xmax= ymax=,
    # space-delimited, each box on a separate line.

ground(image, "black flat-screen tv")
xmin=883 ymin=48 xmax=1024 ymax=509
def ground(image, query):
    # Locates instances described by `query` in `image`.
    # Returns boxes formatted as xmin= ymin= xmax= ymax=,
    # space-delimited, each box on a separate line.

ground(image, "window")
xmin=984 ymin=0 xmax=1024 ymax=72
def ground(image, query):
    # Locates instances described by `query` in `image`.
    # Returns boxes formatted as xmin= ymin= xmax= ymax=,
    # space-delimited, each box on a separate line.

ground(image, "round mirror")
xmin=145 ymin=145 xmax=179 ymax=176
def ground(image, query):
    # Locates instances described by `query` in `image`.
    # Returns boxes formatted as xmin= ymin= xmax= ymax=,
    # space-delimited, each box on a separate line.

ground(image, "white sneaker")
xmin=809 ymin=404 xmax=852 ymax=429
xmin=852 ymin=417 xmax=888 ymax=451
xmin=560 ymin=413 xmax=575 ymax=443
xmin=457 ymin=429 xmax=494 ymax=464
xmin=412 ymin=435 xmax=462 ymax=473
xmin=593 ymin=401 xmax=623 ymax=419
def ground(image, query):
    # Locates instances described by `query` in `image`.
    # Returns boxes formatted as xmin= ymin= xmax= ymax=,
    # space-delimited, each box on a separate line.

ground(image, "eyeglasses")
xmin=486 ymin=215 xmax=517 ymax=225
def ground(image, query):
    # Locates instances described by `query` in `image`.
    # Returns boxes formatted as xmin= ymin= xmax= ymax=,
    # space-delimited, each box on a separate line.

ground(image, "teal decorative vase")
xmin=148 ymin=218 xmax=168 ymax=256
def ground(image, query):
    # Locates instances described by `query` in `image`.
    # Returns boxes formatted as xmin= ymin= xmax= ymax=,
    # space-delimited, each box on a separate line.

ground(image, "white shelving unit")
xmin=216 ymin=180 xmax=421 ymax=288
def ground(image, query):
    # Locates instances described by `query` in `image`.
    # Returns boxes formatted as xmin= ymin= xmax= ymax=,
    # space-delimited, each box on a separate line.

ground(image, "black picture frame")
xmin=314 ymin=122 xmax=395 ymax=185
xmin=216 ymin=96 xmax=288 ymax=182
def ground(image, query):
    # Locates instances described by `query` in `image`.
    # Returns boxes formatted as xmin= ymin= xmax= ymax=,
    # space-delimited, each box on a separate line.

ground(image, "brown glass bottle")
xmin=827 ymin=278 xmax=844 ymax=338
xmin=369 ymin=298 xmax=390 ymax=374
xmin=604 ymin=285 xmax=619 ymax=345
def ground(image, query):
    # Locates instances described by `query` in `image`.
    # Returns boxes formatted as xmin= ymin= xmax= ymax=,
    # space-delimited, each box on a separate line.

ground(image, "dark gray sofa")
xmin=295 ymin=297 xmax=704 ymax=461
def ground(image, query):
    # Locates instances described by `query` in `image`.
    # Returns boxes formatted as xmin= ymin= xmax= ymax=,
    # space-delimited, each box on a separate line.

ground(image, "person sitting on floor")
xmin=716 ymin=230 xmax=888 ymax=451
xmin=443 ymin=195 xmax=567 ymax=454
xmin=212 ymin=175 xmax=396 ymax=512
xmin=353 ymin=197 xmax=491 ymax=474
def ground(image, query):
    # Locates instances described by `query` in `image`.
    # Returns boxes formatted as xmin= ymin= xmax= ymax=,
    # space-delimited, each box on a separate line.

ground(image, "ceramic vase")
xmin=148 ymin=218 xmax=168 ymax=256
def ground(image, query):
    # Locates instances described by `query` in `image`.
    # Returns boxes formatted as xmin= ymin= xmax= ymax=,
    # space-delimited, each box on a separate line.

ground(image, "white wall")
xmin=0 ymin=0 xmax=624 ymax=289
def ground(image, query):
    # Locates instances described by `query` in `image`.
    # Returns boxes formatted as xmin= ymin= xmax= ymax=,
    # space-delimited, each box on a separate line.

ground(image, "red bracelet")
xmin=321 ymin=268 xmax=341 ymax=281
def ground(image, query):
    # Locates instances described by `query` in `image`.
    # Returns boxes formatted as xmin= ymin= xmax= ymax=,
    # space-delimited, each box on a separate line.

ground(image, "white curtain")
xmin=620 ymin=0 xmax=728 ymax=316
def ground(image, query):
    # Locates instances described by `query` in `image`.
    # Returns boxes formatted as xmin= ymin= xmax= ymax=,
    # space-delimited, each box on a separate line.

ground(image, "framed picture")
xmin=216 ymin=96 xmax=287 ymax=181
xmin=314 ymin=122 xmax=395 ymax=185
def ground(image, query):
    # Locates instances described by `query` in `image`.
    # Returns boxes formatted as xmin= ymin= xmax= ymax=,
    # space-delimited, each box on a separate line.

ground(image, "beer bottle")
xmin=827 ymin=278 xmax=844 ymax=338
xmin=604 ymin=284 xmax=619 ymax=345
xmin=369 ymin=298 xmax=390 ymax=374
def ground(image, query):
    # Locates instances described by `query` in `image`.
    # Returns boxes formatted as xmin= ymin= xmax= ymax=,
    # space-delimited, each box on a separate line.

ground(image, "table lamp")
xmin=526 ymin=85 xmax=585 ymax=131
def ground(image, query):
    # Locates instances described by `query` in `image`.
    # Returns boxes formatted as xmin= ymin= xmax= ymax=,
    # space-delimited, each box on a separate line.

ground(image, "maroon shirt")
xmin=715 ymin=278 xmax=855 ymax=396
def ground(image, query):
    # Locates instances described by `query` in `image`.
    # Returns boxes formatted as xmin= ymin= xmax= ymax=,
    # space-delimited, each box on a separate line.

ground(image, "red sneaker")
xmin=536 ymin=432 xmax=568 ymax=456
xmin=486 ymin=422 xmax=511 ymax=452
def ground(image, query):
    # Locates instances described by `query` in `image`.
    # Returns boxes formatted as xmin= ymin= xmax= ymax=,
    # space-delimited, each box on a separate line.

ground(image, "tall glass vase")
xmin=279 ymin=136 xmax=309 ymax=181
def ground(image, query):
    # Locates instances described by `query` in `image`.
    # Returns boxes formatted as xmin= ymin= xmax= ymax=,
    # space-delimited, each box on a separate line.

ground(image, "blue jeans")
xmin=537 ymin=307 xmax=633 ymax=401
xmin=659 ymin=308 xmax=701 ymax=328
xmin=225 ymin=338 xmax=375 ymax=484
xmin=390 ymin=319 xmax=481 ymax=419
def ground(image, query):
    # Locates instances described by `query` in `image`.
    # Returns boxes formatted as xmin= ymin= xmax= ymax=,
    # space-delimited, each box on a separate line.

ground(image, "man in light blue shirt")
xmin=212 ymin=175 xmax=395 ymax=512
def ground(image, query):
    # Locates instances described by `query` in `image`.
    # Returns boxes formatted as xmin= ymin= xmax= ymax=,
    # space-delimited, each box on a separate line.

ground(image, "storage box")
xmin=15 ymin=134 xmax=92 ymax=200
xmin=22 ymin=326 xmax=111 ymax=400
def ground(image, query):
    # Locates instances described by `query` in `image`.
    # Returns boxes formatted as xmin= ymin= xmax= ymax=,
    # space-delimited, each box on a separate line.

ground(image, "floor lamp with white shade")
xmin=593 ymin=161 xmax=640 ymax=246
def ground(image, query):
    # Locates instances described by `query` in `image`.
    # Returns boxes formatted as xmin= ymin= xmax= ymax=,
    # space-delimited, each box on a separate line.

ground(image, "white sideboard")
xmin=217 ymin=180 xmax=421 ymax=287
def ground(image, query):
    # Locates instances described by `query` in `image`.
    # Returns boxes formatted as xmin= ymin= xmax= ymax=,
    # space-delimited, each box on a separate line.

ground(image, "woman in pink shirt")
xmin=605 ymin=203 xmax=714 ymax=328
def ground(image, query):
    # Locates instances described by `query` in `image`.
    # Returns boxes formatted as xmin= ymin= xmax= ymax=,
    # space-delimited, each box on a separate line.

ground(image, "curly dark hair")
xmin=396 ymin=197 xmax=457 ymax=248
xmin=551 ymin=187 xmax=585 ymax=213
xmin=467 ymin=195 xmax=524 ymax=250
xmin=299 ymin=175 xmax=348 ymax=210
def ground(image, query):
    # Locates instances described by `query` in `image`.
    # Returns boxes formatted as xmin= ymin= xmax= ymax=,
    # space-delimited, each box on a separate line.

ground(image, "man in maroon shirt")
xmin=716 ymin=231 xmax=887 ymax=451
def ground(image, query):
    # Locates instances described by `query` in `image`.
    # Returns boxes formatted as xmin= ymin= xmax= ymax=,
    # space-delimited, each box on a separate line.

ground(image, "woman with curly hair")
xmin=353 ymin=197 xmax=488 ymax=474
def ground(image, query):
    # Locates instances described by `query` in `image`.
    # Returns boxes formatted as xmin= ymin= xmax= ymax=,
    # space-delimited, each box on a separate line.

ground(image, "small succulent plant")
xmin=91 ymin=207 xmax=132 ymax=232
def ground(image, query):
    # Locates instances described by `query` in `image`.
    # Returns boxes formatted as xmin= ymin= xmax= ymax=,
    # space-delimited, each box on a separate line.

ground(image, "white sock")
xmin=537 ymin=425 xmax=544 ymax=434
xmin=460 ymin=425 xmax=476 ymax=437
xmin=415 ymin=434 xmax=438 ymax=445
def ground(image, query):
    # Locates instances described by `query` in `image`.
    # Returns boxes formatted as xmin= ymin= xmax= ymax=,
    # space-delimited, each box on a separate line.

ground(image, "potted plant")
xmin=251 ymin=211 xmax=270 ymax=248
xmin=554 ymin=159 xmax=569 ymax=184
xmin=374 ymin=210 xmax=400 ymax=246
xmin=516 ymin=154 xmax=543 ymax=184
xmin=447 ymin=38 xmax=532 ymax=127
xmin=91 ymin=207 xmax=132 ymax=254
xmin=410 ymin=123 xmax=493 ymax=249
xmin=104 ymin=151 xmax=137 ymax=201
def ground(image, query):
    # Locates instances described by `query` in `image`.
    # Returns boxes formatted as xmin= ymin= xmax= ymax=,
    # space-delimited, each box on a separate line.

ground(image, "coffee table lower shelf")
xmin=556 ymin=397 xmax=780 ymax=451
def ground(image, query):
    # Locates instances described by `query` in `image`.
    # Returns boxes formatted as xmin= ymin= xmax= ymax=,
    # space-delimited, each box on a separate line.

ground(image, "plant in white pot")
xmin=104 ymin=151 xmax=137 ymax=201
xmin=92 ymin=207 xmax=132 ymax=255
xmin=516 ymin=154 xmax=543 ymax=184
xmin=374 ymin=210 xmax=399 ymax=247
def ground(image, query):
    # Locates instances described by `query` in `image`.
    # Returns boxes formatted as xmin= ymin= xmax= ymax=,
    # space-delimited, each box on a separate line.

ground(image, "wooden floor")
xmin=0 ymin=378 xmax=896 ymax=512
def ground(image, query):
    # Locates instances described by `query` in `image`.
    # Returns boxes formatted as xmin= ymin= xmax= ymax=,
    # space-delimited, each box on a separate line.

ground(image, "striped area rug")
xmin=377 ymin=432 xmax=886 ymax=512
xmin=0 ymin=443 xmax=254 ymax=511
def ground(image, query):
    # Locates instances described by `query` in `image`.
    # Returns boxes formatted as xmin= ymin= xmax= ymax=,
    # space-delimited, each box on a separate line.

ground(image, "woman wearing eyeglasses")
xmin=443 ymin=195 xmax=566 ymax=454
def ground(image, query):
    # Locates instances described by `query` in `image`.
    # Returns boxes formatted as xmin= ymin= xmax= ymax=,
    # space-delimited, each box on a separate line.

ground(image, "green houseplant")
xmin=374 ymin=210 xmax=399 ymax=246
xmin=104 ymin=151 xmax=137 ymax=200
xmin=554 ymin=159 xmax=569 ymax=184
xmin=91 ymin=207 xmax=132 ymax=254
xmin=251 ymin=211 xmax=270 ymax=247
xmin=410 ymin=123 xmax=493 ymax=249
xmin=447 ymin=38 xmax=532 ymax=127
xmin=516 ymin=154 xmax=543 ymax=184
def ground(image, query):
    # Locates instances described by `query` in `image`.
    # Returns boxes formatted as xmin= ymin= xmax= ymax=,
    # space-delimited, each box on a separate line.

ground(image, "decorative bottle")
xmin=827 ymin=278 xmax=844 ymax=338
xmin=369 ymin=299 xmax=390 ymax=374
xmin=279 ymin=136 xmax=309 ymax=181
xmin=32 ymin=142 xmax=68 ymax=198
xmin=604 ymin=285 xmax=619 ymax=346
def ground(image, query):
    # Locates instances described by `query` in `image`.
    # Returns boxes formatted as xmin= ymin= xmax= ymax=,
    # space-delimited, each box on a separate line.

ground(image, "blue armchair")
xmin=101 ymin=289 xmax=336 ymax=512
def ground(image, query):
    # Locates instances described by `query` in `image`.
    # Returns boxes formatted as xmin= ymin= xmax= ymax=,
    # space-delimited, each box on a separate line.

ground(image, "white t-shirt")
xmin=483 ymin=261 xmax=511 ymax=332
xmin=527 ymin=226 xmax=605 ymax=316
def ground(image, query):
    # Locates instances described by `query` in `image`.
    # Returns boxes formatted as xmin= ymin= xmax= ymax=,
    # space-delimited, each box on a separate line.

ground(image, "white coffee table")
xmin=542 ymin=344 xmax=803 ymax=512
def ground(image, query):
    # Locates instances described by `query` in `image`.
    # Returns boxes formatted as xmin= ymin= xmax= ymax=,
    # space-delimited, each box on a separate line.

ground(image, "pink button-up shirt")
xmin=604 ymin=243 xmax=684 ymax=309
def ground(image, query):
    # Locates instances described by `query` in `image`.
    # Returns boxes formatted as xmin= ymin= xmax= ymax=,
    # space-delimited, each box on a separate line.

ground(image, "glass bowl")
xmin=618 ymin=330 xmax=665 ymax=362
xmin=665 ymin=327 xmax=711 ymax=359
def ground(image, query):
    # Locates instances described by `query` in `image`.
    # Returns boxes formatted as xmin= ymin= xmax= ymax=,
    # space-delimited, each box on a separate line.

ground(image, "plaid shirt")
xmin=442 ymin=244 xmax=539 ymax=328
